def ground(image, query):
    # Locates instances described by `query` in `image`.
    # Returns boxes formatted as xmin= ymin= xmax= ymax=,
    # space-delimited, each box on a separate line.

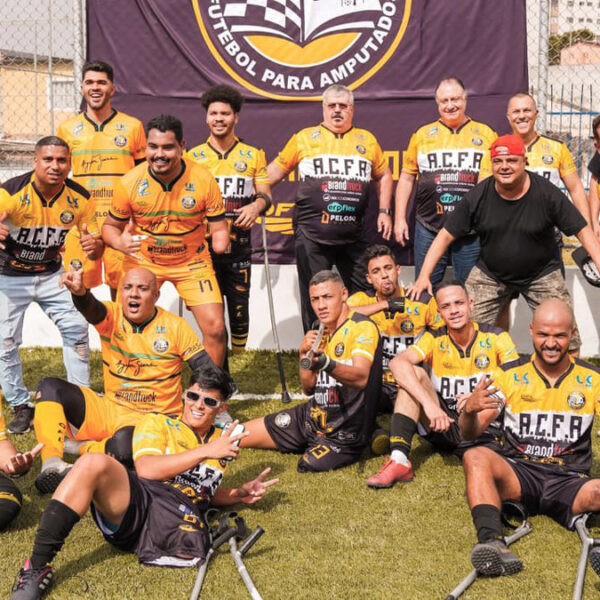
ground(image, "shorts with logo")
xmin=504 ymin=457 xmax=590 ymax=529
xmin=122 ymin=254 xmax=222 ymax=307
xmin=264 ymin=402 xmax=363 ymax=472
xmin=63 ymin=234 xmax=123 ymax=289
xmin=419 ymin=420 xmax=501 ymax=459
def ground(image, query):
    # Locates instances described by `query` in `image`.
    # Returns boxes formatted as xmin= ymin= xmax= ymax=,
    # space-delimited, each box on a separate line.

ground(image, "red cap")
xmin=490 ymin=134 xmax=526 ymax=158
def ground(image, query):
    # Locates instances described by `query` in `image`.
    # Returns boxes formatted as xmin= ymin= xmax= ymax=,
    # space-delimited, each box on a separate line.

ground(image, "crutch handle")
xmin=239 ymin=526 xmax=265 ymax=556
xmin=212 ymin=526 xmax=237 ymax=550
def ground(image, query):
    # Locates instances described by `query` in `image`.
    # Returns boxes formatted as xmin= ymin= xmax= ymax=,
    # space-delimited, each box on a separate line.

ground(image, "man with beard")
xmin=458 ymin=299 xmax=600 ymax=576
xmin=347 ymin=244 xmax=442 ymax=416
xmin=58 ymin=61 xmax=146 ymax=298
xmin=188 ymin=85 xmax=272 ymax=353
xmin=102 ymin=115 xmax=229 ymax=366
xmin=366 ymin=281 xmax=518 ymax=489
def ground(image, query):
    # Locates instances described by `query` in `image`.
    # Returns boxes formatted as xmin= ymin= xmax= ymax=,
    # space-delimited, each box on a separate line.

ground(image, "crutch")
xmin=572 ymin=512 xmax=600 ymax=600
xmin=228 ymin=513 xmax=266 ymax=600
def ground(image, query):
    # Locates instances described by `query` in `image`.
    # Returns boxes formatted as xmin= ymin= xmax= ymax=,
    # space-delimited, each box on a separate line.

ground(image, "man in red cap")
xmin=407 ymin=134 xmax=600 ymax=351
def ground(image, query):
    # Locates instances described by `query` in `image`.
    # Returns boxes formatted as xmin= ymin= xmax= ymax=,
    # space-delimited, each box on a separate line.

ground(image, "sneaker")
xmin=35 ymin=458 xmax=72 ymax=495
xmin=63 ymin=439 xmax=88 ymax=456
xmin=366 ymin=457 xmax=414 ymax=488
xmin=8 ymin=405 xmax=34 ymax=435
xmin=10 ymin=559 xmax=54 ymax=600
xmin=470 ymin=539 xmax=523 ymax=576
xmin=370 ymin=428 xmax=390 ymax=456
xmin=589 ymin=547 xmax=600 ymax=577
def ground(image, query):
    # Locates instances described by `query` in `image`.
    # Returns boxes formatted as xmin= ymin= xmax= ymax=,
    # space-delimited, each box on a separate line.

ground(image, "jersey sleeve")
xmin=275 ymin=134 xmax=300 ymax=173
xmin=410 ymin=330 xmax=434 ymax=363
xmin=370 ymin=138 xmax=388 ymax=180
xmin=347 ymin=292 xmax=370 ymax=308
xmin=93 ymin=301 xmax=118 ymax=338
xmin=0 ymin=188 xmax=17 ymax=215
xmin=132 ymin=413 xmax=169 ymax=460
xmin=108 ymin=178 xmax=132 ymax=221
xmin=478 ymin=151 xmax=492 ymax=181
xmin=254 ymin=149 xmax=270 ymax=185
xmin=495 ymin=331 xmax=519 ymax=365
xmin=177 ymin=319 xmax=206 ymax=362
xmin=132 ymin=122 xmax=147 ymax=162
xmin=350 ymin=320 xmax=378 ymax=363
xmin=401 ymin=132 xmax=419 ymax=175
xmin=425 ymin=298 xmax=443 ymax=330
xmin=204 ymin=174 xmax=226 ymax=222
xmin=558 ymin=143 xmax=577 ymax=178
xmin=77 ymin=198 xmax=101 ymax=237
xmin=56 ymin=122 xmax=70 ymax=147
xmin=588 ymin=152 xmax=600 ymax=178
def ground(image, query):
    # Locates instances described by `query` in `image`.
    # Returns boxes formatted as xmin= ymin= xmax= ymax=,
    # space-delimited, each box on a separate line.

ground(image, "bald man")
xmin=457 ymin=299 xmax=600 ymax=577
xmin=33 ymin=266 xmax=214 ymax=494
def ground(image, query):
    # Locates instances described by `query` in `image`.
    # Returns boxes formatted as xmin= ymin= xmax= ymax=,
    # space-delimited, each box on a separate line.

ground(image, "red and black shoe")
xmin=10 ymin=560 xmax=54 ymax=600
xmin=366 ymin=457 xmax=414 ymax=488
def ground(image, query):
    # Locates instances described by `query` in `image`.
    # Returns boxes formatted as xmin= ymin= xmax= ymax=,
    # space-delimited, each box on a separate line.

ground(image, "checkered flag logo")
xmin=223 ymin=0 xmax=383 ymax=45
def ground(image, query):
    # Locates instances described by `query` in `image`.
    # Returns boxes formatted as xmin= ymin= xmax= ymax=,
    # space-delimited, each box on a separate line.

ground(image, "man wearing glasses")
xmin=267 ymin=84 xmax=394 ymax=332
xmin=31 ymin=266 xmax=215 ymax=495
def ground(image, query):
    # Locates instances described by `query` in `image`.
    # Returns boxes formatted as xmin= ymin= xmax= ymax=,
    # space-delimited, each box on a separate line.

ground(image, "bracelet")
xmin=254 ymin=192 xmax=272 ymax=214
xmin=378 ymin=208 xmax=392 ymax=215
xmin=323 ymin=358 xmax=337 ymax=374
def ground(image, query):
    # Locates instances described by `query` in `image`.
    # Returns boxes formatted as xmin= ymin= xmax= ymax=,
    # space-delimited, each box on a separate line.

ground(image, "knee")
xmin=462 ymin=447 xmax=491 ymax=473
xmin=105 ymin=427 xmax=134 ymax=468
xmin=37 ymin=377 xmax=69 ymax=403
xmin=0 ymin=336 xmax=19 ymax=360
xmin=204 ymin=321 xmax=226 ymax=342
xmin=0 ymin=475 xmax=22 ymax=531
xmin=72 ymin=452 xmax=114 ymax=478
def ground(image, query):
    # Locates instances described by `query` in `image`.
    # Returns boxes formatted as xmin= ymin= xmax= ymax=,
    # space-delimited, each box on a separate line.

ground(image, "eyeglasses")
xmin=184 ymin=390 xmax=222 ymax=408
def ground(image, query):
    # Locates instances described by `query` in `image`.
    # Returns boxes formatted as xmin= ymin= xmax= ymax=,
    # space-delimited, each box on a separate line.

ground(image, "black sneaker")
xmin=8 ymin=405 xmax=34 ymax=435
xmin=470 ymin=539 xmax=523 ymax=576
xmin=35 ymin=458 xmax=72 ymax=495
xmin=589 ymin=547 xmax=600 ymax=577
xmin=10 ymin=560 xmax=53 ymax=599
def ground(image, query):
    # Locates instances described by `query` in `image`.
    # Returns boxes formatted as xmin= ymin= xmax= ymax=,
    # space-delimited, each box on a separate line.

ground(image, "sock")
xmin=471 ymin=504 xmax=504 ymax=543
xmin=34 ymin=402 xmax=67 ymax=463
xmin=30 ymin=500 xmax=81 ymax=568
xmin=389 ymin=413 xmax=416 ymax=462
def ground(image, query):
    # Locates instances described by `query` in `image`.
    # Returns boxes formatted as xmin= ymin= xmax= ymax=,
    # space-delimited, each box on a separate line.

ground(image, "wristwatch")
xmin=378 ymin=208 xmax=392 ymax=215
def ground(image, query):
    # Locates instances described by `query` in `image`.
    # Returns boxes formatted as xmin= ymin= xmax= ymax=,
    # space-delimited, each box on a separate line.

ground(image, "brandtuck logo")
xmin=193 ymin=0 xmax=410 ymax=100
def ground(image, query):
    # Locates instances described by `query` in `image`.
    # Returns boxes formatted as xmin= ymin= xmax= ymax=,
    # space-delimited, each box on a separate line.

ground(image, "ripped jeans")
xmin=0 ymin=269 xmax=90 ymax=408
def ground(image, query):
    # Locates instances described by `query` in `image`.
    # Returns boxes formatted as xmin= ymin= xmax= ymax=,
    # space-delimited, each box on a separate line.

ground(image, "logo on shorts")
xmin=334 ymin=342 xmax=345 ymax=357
xmin=274 ymin=412 xmax=291 ymax=429
xmin=542 ymin=154 xmax=554 ymax=165
xmin=181 ymin=196 xmax=197 ymax=209
xmin=234 ymin=161 xmax=247 ymax=173
xmin=356 ymin=144 xmax=366 ymax=155
xmin=69 ymin=258 xmax=83 ymax=270
xmin=567 ymin=391 xmax=586 ymax=410
xmin=401 ymin=319 xmax=414 ymax=333
xmin=475 ymin=354 xmax=490 ymax=369
xmin=153 ymin=337 xmax=170 ymax=353
xmin=60 ymin=210 xmax=74 ymax=224
xmin=472 ymin=137 xmax=483 ymax=146
xmin=114 ymin=135 xmax=127 ymax=148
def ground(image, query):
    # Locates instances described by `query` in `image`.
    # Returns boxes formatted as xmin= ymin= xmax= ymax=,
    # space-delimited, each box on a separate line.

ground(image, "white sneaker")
xmin=64 ymin=439 xmax=89 ymax=456
xmin=35 ymin=457 xmax=72 ymax=494
xmin=214 ymin=409 xmax=233 ymax=428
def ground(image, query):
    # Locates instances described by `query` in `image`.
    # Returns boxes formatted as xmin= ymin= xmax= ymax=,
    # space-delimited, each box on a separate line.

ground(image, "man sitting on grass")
xmin=10 ymin=367 xmax=278 ymax=600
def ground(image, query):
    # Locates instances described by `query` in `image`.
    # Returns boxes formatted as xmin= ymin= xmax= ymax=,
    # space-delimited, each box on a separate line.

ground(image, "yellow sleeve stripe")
xmin=412 ymin=345 xmax=427 ymax=360
xmin=133 ymin=447 xmax=164 ymax=460
xmin=352 ymin=348 xmax=374 ymax=362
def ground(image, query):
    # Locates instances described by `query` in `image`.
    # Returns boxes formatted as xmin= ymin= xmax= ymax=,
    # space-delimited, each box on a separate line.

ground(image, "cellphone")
xmin=221 ymin=422 xmax=245 ymax=461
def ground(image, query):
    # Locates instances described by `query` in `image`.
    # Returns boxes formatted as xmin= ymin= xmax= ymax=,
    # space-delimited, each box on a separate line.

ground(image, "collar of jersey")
xmin=526 ymin=133 xmax=542 ymax=153
xmin=437 ymin=117 xmax=471 ymax=135
xmin=83 ymin=108 xmax=118 ymax=132
xmin=530 ymin=353 xmax=575 ymax=389
xmin=31 ymin=177 xmax=65 ymax=207
xmin=206 ymin=137 xmax=240 ymax=159
xmin=445 ymin=321 xmax=479 ymax=358
xmin=320 ymin=123 xmax=354 ymax=139
xmin=123 ymin=308 xmax=158 ymax=334
xmin=148 ymin=160 xmax=186 ymax=192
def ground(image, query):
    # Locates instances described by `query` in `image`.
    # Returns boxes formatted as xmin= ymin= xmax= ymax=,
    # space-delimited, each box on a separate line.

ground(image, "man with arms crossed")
xmin=10 ymin=367 xmax=278 ymax=600
xmin=241 ymin=270 xmax=382 ymax=472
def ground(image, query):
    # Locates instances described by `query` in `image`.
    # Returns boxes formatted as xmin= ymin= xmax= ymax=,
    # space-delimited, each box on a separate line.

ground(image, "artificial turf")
xmin=1 ymin=348 xmax=600 ymax=599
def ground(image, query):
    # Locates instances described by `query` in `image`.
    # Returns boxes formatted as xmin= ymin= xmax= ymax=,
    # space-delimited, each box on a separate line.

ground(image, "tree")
xmin=549 ymin=29 xmax=595 ymax=65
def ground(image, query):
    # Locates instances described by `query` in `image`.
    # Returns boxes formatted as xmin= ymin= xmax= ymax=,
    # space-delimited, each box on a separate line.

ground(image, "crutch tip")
xmin=282 ymin=391 xmax=292 ymax=404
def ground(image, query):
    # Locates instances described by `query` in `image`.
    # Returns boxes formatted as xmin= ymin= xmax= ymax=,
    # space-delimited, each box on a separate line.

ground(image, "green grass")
xmin=2 ymin=349 xmax=600 ymax=599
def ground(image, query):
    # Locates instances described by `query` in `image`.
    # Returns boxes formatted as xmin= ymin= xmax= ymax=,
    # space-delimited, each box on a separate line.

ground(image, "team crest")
xmin=542 ymin=154 xmax=553 ymax=165
xmin=153 ymin=337 xmax=170 ymax=353
xmin=60 ymin=210 xmax=74 ymax=225
xmin=356 ymin=144 xmax=366 ymax=155
xmin=428 ymin=126 xmax=438 ymax=137
xmin=472 ymin=137 xmax=482 ymax=146
xmin=114 ymin=135 xmax=127 ymax=148
xmin=311 ymin=129 xmax=322 ymax=139
xmin=70 ymin=259 xmax=83 ymax=270
xmin=137 ymin=180 xmax=150 ymax=196
xmin=335 ymin=342 xmax=345 ymax=357
xmin=474 ymin=354 xmax=490 ymax=369
xmin=401 ymin=319 xmax=414 ymax=333
xmin=192 ymin=1 xmax=410 ymax=100
xmin=234 ymin=161 xmax=247 ymax=172
xmin=72 ymin=123 xmax=84 ymax=136
xmin=181 ymin=196 xmax=197 ymax=209
xmin=275 ymin=412 xmax=291 ymax=428
xmin=567 ymin=391 xmax=586 ymax=410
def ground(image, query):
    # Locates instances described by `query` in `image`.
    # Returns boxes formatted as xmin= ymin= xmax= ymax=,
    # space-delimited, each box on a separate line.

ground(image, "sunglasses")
xmin=184 ymin=390 xmax=222 ymax=408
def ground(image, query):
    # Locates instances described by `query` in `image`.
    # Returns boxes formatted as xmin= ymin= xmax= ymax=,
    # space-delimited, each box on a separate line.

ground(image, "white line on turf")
xmin=230 ymin=393 xmax=307 ymax=401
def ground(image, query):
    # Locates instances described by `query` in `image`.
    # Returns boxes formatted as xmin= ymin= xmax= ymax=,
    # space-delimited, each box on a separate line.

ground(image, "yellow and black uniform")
xmin=275 ymin=124 xmax=387 ymax=331
xmin=109 ymin=159 xmax=226 ymax=306
xmin=403 ymin=119 xmax=497 ymax=232
xmin=0 ymin=404 xmax=23 ymax=531
xmin=347 ymin=288 xmax=442 ymax=412
xmin=411 ymin=322 xmax=518 ymax=453
xmin=90 ymin=413 xmax=227 ymax=566
xmin=0 ymin=171 xmax=100 ymax=276
xmin=488 ymin=356 xmax=600 ymax=528
xmin=265 ymin=311 xmax=382 ymax=472
xmin=34 ymin=297 xmax=213 ymax=463
xmin=58 ymin=110 xmax=146 ymax=289
xmin=188 ymin=138 xmax=269 ymax=351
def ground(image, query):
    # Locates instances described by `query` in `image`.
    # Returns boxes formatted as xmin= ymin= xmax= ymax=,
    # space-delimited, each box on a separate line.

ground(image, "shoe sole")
xmin=35 ymin=469 xmax=71 ymax=495
xmin=7 ymin=425 xmax=31 ymax=434
xmin=367 ymin=475 xmax=414 ymax=489
xmin=471 ymin=545 xmax=523 ymax=576
xmin=590 ymin=550 xmax=600 ymax=577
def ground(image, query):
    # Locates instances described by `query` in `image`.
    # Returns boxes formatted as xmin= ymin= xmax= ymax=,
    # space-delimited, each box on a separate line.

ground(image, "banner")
xmin=87 ymin=0 xmax=527 ymax=263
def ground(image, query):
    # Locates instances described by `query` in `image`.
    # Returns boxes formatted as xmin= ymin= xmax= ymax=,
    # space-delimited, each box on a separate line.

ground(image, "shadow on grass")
xmin=53 ymin=544 xmax=117 ymax=595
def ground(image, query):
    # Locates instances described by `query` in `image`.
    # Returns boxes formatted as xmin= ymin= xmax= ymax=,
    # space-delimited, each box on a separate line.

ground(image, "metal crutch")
xmin=573 ymin=512 xmax=600 ymax=600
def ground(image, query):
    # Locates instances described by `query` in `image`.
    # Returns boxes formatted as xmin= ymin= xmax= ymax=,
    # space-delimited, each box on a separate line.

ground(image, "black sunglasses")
xmin=184 ymin=390 xmax=222 ymax=408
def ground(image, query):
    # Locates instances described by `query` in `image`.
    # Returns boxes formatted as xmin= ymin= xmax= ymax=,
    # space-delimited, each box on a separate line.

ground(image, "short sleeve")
xmin=411 ymin=330 xmax=435 ymax=363
xmin=549 ymin=184 xmax=587 ymax=236
xmin=132 ymin=122 xmax=147 ymax=162
xmin=254 ymin=149 xmax=269 ymax=185
xmin=370 ymin=138 xmax=388 ymax=179
xmin=77 ymin=198 xmax=101 ymax=237
xmin=350 ymin=320 xmax=378 ymax=363
xmin=495 ymin=331 xmax=519 ymax=365
xmin=108 ymin=178 xmax=132 ymax=221
xmin=443 ymin=186 xmax=479 ymax=238
xmin=0 ymin=188 xmax=16 ymax=215
xmin=401 ymin=132 xmax=419 ymax=175
xmin=275 ymin=134 xmax=300 ymax=173
xmin=204 ymin=173 xmax=226 ymax=221
xmin=478 ymin=151 xmax=492 ymax=181
xmin=93 ymin=301 xmax=118 ymax=338
xmin=177 ymin=319 xmax=205 ymax=362
xmin=132 ymin=414 xmax=168 ymax=460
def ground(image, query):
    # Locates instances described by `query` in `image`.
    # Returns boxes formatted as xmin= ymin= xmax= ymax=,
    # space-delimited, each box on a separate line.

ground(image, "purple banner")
xmin=87 ymin=0 xmax=527 ymax=264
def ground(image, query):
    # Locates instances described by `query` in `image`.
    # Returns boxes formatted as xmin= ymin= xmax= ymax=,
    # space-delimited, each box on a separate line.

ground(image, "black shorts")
xmin=420 ymin=422 xmax=501 ymax=458
xmin=506 ymin=458 xmax=590 ymax=529
xmin=377 ymin=382 xmax=397 ymax=414
xmin=264 ymin=402 xmax=362 ymax=473
xmin=91 ymin=471 xmax=209 ymax=566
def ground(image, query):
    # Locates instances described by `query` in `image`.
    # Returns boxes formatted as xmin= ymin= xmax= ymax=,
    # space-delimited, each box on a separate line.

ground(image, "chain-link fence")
xmin=0 ymin=0 xmax=85 ymax=182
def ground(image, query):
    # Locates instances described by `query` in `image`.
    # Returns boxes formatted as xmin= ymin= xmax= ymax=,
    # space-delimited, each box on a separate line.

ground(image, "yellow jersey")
xmin=493 ymin=356 xmax=600 ymax=473
xmin=109 ymin=158 xmax=225 ymax=266
xmin=347 ymin=288 xmax=442 ymax=384
xmin=0 ymin=172 xmax=100 ymax=275
xmin=403 ymin=118 xmax=496 ymax=232
xmin=95 ymin=303 xmax=208 ymax=416
xmin=275 ymin=125 xmax=387 ymax=244
xmin=411 ymin=322 xmax=518 ymax=416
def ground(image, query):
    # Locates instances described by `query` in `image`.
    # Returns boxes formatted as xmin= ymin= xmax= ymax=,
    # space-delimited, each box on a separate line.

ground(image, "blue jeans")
xmin=413 ymin=221 xmax=480 ymax=285
xmin=0 ymin=269 xmax=90 ymax=408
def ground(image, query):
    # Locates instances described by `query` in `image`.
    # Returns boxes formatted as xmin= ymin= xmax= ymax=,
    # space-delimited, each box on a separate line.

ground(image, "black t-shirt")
xmin=445 ymin=171 xmax=586 ymax=286
xmin=588 ymin=152 xmax=600 ymax=178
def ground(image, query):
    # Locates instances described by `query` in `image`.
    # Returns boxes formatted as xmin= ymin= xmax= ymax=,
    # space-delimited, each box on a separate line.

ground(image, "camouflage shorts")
xmin=465 ymin=265 xmax=581 ymax=351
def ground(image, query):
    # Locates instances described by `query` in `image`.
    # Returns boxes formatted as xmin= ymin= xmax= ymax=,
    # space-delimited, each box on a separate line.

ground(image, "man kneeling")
xmin=10 ymin=367 xmax=278 ymax=599
xmin=459 ymin=299 xmax=600 ymax=576
xmin=242 ymin=270 xmax=382 ymax=472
